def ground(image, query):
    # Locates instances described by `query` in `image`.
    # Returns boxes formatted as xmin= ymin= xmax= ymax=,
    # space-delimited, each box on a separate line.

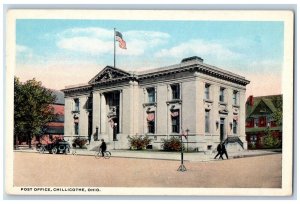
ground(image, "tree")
xmin=263 ymin=127 xmax=280 ymax=148
xmin=14 ymin=77 xmax=57 ymax=149
xmin=271 ymin=96 xmax=282 ymax=126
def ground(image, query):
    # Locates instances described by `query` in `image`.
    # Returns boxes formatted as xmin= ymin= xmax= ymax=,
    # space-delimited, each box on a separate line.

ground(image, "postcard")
xmin=5 ymin=9 xmax=294 ymax=196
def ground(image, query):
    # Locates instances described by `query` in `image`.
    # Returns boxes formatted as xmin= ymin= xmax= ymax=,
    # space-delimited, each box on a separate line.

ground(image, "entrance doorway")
xmin=105 ymin=91 xmax=120 ymax=141
xmin=220 ymin=118 xmax=225 ymax=141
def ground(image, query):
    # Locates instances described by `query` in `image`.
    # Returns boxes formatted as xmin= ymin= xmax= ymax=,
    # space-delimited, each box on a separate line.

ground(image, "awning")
xmin=147 ymin=112 xmax=155 ymax=121
xmin=171 ymin=110 xmax=179 ymax=117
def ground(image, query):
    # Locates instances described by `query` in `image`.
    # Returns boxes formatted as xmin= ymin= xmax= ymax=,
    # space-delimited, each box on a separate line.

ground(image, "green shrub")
xmin=263 ymin=128 xmax=281 ymax=149
xmin=263 ymin=134 xmax=280 ymax=148
xmin=161 ymin=136 xmax=184 ymax=151
xmin=128 ymin=135 xmax=152 ymax=150
xmin=249 ymin=143 xmax=256 ymax=149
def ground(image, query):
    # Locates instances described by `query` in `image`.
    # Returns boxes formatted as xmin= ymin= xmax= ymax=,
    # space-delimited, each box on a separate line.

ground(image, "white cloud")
xmin=58 ymin=27 xmax=112 ymax=40
xmin=16 ymin=44 xmax=31 ymax=53
xmin=16 ymin=44 xmax=35 ymax=62
xmin=154 ymin=39 xmax=241 ymax=60
xmin=56 ymin=27 xmax=170 ymax=57
xmin=57 ymin=37 xmax=113 ymax=55
xmin=125 ymin=30 xmax=170 ymax=47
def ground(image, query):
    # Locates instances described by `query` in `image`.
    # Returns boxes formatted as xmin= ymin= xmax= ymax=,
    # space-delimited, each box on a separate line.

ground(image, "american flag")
xmin=115 ymin=31 xmax=127 ymax=49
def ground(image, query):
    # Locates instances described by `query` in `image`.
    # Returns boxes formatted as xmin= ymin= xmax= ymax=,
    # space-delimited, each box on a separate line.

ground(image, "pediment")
xmin=89 ymin=66 xmax=131 ymax=84
xmin=251 ymin=101 xmax=272 ymax=116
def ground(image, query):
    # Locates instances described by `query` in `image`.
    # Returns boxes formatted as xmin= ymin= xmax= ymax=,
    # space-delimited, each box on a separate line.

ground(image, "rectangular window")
xmin=205 ymin=84 xmax=210 ymax=100
xmin=148 ymin=121 xmax=155 ymax=134
xmin=246 ymin=118 xmax=254 ymax=128
xmin=171 ymin=110 xmax=180 ymax=133
xmin=205 ymin=110 xmax=210 ymax=133
xmin=171 ymin=84 xmax=180 ymax=100
xmin=74 ymin=122 xmax=79 ymax=135
xmin=219 ymin=88 xmax=225 ymax=102
xmin=254 ymin=118 xmax=259 ymax=127
xmin=270 ymin=121 xmax=277 ymax=127
xmin=87 ymin=96 xmax=93 ymax=110
xmin=233 ymin=90 xmax=238 ymax=105
xmin=147 ymin=112 xmax=155 ymax=134
xmin=74 ymin=98 xmax=80 ymax=112
xmin=259 ymin=116 xmax=267 ymax=127
xmin=233 ymin=120 xmax=237 ymax=134
xmin=147 ymin=88 xmax=155 ymax=103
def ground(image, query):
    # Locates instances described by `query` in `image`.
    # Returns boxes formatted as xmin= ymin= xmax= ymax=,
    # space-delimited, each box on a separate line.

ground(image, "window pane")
xmin=254 ymin=118 xmax=259 ymax=127
xmin=148 ymin=121 xmax=155 ymax=133
xmin=171 ymin=110 xmax=180 ymax=133
xmin=74 ymin=98 xmax=79 ymax=111
xmin=233 ymin=91 xmax=238 ymax=105
xmin=205 ymin=84 xmax=210 ymax=99
xmin=147 ymin=88 xmax=155 ymax=103
xmin=219 ymin=88 xmax=225 ymax=102
xmin=205 ymin=110 xmax=210 ymax=133
xmin=74 ymin=123 xmax=79 ymax=135
xmin=233 ymin=120 xmax=237 ymax=134
xmin=171 ymin=84 xmax=180 ymax=99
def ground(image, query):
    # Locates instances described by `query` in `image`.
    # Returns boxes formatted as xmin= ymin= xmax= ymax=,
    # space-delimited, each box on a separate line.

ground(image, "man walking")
xmin=221 ymin=142 xmax=229 ymax=159
xmin=214 ymin=142 xmax=224 ymax=160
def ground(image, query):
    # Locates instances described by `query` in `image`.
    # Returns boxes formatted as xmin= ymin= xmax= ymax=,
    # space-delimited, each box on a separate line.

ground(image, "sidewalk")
xmin=14 ymin=147 xmax=281 ymax=162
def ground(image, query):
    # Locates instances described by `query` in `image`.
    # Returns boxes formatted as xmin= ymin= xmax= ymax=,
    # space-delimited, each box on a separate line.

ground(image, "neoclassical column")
xmin=92 ymin=91 xmax=100 ymax=140
xmin=119 ymin=90 xmax=123 ymax=133
xmin=100 ymin=93 xmax=107 ymax=134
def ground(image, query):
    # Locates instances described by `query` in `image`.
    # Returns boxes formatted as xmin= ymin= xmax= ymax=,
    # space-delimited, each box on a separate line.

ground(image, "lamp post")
xmin=113 ymin=123 xmax=118 ymax=150
xmin=185 ymin=128 xmax=189 ymax=152
xmin=177 ymin=128 xmax=188 ymax=172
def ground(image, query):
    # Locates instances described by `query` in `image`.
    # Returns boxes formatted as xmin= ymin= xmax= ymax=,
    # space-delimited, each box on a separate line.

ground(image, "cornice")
xmin=61 ymin=85 xmax=92 ymax=95
xmin=137 ymin=63 xmax=250 ymax=86
xmin=198 ymin=65 xmax=250 ymax=86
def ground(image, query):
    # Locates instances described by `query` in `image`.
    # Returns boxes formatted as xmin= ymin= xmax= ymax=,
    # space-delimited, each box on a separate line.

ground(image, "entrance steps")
xmin=224 ymin=136 xmax=245 ymax=152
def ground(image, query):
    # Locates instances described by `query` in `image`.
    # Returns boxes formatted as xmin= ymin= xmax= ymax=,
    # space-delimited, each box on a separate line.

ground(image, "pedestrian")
xmin=221 ymin=142 xmax=229 ymax=159
xmin=99 ymin=139 xmax=107 ymax=157
xmin=214 ymin=142 xmax=224 ymax=160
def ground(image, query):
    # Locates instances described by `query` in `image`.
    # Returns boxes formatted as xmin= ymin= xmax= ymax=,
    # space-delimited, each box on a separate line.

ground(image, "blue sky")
xmin=16 ymin=19 xmax=284 ymax=96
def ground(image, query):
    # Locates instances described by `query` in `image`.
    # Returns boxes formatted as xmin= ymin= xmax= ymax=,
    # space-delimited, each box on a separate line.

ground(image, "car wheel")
xmin=52 ymin=147 xmax=58 ymax=154
xmin=65 ymin=147 xmax=70 ymax=154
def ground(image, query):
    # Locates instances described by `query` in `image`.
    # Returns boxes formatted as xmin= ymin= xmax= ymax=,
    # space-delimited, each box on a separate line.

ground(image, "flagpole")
xmin=114 ymin=28 xmax=116 ymax=68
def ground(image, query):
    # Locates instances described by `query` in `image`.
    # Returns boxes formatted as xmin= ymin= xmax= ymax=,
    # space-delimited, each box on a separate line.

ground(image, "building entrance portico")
xmin=96 ymin=90 xmax=122 ymax=147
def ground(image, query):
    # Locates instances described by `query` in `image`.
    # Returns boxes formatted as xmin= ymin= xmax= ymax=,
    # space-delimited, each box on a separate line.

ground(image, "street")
xmin=13 ymin=152 xmax=282 ymax=188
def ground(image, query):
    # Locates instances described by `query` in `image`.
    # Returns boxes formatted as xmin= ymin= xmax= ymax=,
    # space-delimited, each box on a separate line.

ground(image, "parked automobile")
xmin=38 ymin=140 xmax=70 ymax=154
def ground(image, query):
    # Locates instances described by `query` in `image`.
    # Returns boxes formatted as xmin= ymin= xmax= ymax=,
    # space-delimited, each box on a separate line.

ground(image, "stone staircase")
xmin=224 ymin=136 xmax=245 ymax=152
xmin=87 ymin=140 xmax=102 ymax=151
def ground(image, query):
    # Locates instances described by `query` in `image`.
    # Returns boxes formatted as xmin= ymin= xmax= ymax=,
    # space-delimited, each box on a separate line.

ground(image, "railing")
xmin=224 ymin=136 xmax=244 ymax=149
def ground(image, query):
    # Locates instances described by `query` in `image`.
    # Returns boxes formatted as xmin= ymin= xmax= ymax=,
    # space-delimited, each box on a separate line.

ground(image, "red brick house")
xmin=34 ymin=90 xmax=64 ymax=145
xmin=245 ymin=94 xmax=282 ymax=149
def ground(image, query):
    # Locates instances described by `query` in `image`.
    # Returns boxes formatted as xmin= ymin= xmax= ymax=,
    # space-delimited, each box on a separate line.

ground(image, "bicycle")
xmin=94 ymin=149 xmax=111 ymax=159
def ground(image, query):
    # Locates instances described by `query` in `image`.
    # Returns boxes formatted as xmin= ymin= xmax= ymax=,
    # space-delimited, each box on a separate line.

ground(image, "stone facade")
xmin=62 ymin=56 xmax=250 ymax=152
